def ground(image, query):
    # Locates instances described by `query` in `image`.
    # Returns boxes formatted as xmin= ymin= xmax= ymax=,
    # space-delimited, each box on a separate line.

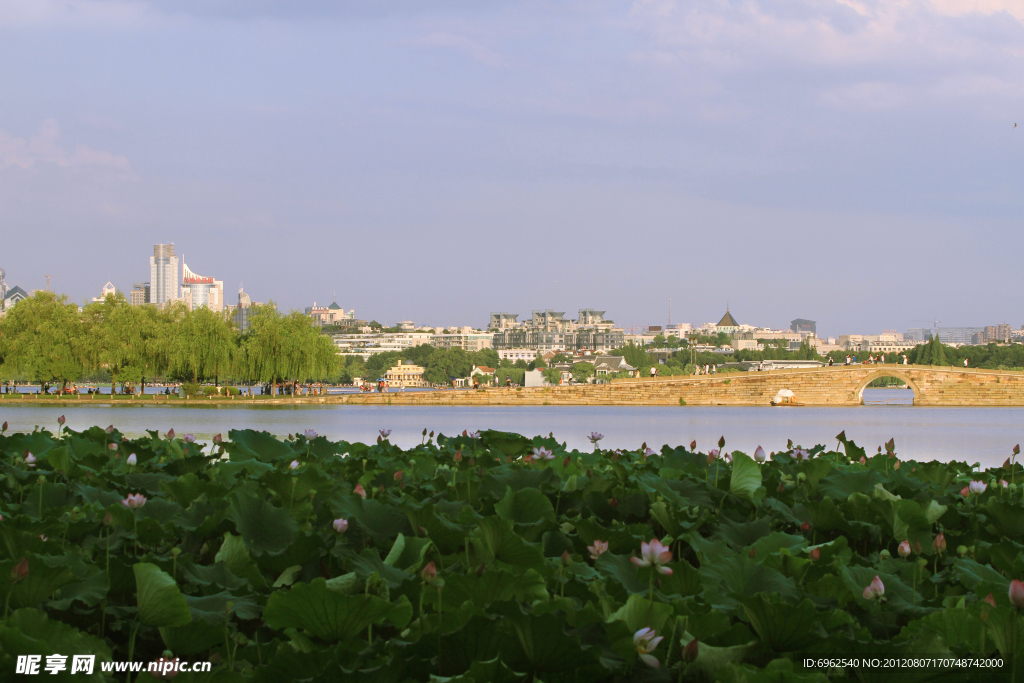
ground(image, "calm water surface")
xmin=1 ymin=389 xmax=1019 ymax=467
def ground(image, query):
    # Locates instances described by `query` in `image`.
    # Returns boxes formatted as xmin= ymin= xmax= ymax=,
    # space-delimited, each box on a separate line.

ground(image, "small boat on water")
xmin=770 ymin=389 xmax=804 ymax=406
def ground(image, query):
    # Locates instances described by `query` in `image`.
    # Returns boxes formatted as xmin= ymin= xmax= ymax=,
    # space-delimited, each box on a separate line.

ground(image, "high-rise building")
xmin=130 ymin=282 xmax=150 ymax=306
xmin=791 ymin=319 xmax=816 ymax=335
xmin=149 ymin=244 xmax=179 ymax=307
xmin=180 ymin=258 xmax=224 ymax=312
xmin=233 ymin=287 xmax=253 ymax=332
xmin=91 ymin=282 xmax=119 ymax=303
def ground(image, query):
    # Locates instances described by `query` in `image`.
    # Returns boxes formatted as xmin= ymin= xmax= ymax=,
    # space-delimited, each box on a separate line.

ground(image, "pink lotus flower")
xmin=809 ymin=547 xmax=821 ymax=561
xmin=304 ymin=429 xmax=318 ymax=439
xmin=985 ymin=593 xmax=997 ymax=607
xmin=898 ymin=540 xmax=911 ymax=558
xmin=109 ymin=443 xmax=119 ymax=451
xmin=354 ymin=484 xmax=366 ymax=499
xmin=859 ymin=456 xmax=867 ymax=465
xmin=213 ymin=433 xmax=223 ymax=444
xmin=934 ymin=533 xmax=947 ymax=553
xmin=422 ymin=561 xmax=437 ymax=584
xmin=127 ymin=453 xmax=137 ymax=466
xmin=122 ymin=493 xmax=147 ymax=509
xmin=631 ymin=538 xmax=673 ymax=575
xmin=588 ymin=540 xmax=609 ymax=560
xmin=289 ymin=460 xmax=299 ymax=470
xmin=1001 ymin=479 xmax=1009 ymax=489
xmin=643 ymin=447 xmax=655 ymax=458
xmin=453 ymin=450 xmax=463 ymax=463
xmin=57 ymin=415 xmax=65 ymax=426
xmin=969 ymin=480 xmax=987 ymax=495
xmin=588 ymin=432 xmax=604 ymax=444
xmin=960 ymin=486 xmax=970 ymax=497
xmin=1009 ymin=580 xmax=1024 ymax=609
xmin=794 ymin=448 xmax=811 ymax=461
xmin=863 ymin=575 xmax=885 ymax=600
xmin=166 ymin=428 xmax=175 ymax=439
xmin=532 ymin=446 xmax=554 ymax=460
xmin=708 ymin=448 xmax=719 ymax=460
xmin=379 ymin=429 xmax=391 ymax=438
xmin=394 ymin=470 xmax=403 ymax=481
xmin=467 ymin=431 xmax=480 ymax=439
xmin=11 ymin=558 xmax=29 ymax=582
xmin=633 ymin=628 xmax=663 ymax=668
xmin=332 ymin=518 xmax=348 ymax=533
xmin=754 ymin=446 xmax=766 ymax=462
xmin=106 ymin=425 xmax=115 ymax=434
xmin=24 ymin=453 xmax=36 ymax=467
xmin=183 ymin=434 xmax=196 ymax=443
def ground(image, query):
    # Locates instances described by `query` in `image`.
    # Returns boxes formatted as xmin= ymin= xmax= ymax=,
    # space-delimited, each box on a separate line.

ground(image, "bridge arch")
xmin=854 ymin=368 xmax=921 ymax=404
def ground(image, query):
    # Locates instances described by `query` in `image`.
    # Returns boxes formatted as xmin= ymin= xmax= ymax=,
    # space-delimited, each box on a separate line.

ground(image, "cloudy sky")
xmin=0 ymin=0 xmax=1020 ymax=336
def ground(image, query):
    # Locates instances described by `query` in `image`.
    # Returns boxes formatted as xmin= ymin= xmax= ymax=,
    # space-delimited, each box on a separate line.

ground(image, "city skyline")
xmin=0 ymin=1 xmax=1020 ymax=334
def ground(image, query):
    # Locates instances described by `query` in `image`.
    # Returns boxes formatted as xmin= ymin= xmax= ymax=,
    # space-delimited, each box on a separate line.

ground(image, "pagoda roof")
xmin=717 ymin=309 xmax=739 ymax=327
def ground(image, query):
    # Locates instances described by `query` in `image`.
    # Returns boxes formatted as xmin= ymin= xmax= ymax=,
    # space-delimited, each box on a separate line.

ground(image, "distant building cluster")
xmin=488 ymin=309 xmax=625 ymax=354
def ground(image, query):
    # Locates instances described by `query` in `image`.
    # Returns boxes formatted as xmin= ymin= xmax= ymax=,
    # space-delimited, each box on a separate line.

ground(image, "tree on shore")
xmin=0 ymin=291 xmax=86 ymax=392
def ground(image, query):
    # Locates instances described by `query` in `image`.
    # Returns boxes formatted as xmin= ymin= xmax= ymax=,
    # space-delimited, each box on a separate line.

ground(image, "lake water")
xmin=1 ymin=389 xmax=1020 ymax=468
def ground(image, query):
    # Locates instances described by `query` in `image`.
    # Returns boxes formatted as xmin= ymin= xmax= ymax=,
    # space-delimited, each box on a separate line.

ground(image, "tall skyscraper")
xmin=180 ymin=257 xmax=224 ymax=312
xmin=234 ymin=286 xmax=253 ymax=332
xmin=150 ymin=244 xmax=179 ymax=307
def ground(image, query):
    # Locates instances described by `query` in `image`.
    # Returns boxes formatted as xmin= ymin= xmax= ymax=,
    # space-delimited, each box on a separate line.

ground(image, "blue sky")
xmin=0 ymin=0 xmax=1021 ymax=337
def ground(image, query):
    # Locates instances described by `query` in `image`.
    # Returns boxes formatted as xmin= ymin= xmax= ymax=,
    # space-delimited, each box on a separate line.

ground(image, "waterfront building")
xmin=430 ymin=332 xmax=492 ymax=352
xmin=333 ymin=331 xmax=435 ymax=360
xmin=129 ymin=282 xmax=150 ymax=306
xmin=591 ymin=355 xmax=637 ymax=378
xmin=180 ymin=259 xmax=224 ymax=312
xmin=905 ymin=327 xmax=983 ymax=345
xmin=383 ymin=359 xmax=428 ymax=388
xmin=489 ymin=308 xmax=624 ymax=353
xmin=715 ymin=308 xmax=740 ymax=336
xmin=858 ymin=339 xmax=917 ymax=354
xmin=488 ymin=312 xmax=520 ymax=330
xmin=91 ymin=282 xmax=118 ymax=303
xmin=306 ymin=300 xmax=355 ymax=326
xmin=791 ymin=318 xmax=816 ymax=335
xmin=149 ymin=244 xmax=179 ymax=307
xmin=497 ymin=348 xmax=537 ymax=363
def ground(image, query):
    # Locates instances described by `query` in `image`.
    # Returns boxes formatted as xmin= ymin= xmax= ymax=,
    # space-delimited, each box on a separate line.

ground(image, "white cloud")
xmin=0 ymin=119 xmax=133 ymax=175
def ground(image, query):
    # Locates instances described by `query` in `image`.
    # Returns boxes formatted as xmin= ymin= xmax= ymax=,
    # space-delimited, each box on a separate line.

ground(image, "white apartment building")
xmin=497 ymin=348 xmax=536 ymax=363
xmin=430 ymin=333 xmax=493 ymax=352
xmin=333 ymin=332 xmax=435 ymax=360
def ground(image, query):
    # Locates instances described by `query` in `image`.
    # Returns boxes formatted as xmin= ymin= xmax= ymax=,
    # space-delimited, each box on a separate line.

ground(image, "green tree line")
xmin=0 ymin=291 xmax=339 ymax=393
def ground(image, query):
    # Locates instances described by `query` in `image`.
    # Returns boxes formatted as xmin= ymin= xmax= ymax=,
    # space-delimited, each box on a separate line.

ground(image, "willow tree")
xmin=240 ymin=304 xmax=338 ymax=395
xmin=166 ymin=302 xmax=236 ymax=385
xmin=83 ymin=293 xmax=169 ymax=394
xmin=0 ymin=291 xmax=87 ymax=392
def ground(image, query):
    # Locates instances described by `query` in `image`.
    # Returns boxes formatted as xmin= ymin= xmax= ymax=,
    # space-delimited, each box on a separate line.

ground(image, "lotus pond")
xmin=2 ymin=424 xmax=1024 ymax=682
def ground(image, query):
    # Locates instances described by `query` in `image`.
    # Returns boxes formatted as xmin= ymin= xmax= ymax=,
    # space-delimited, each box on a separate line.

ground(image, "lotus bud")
xmin=561 ymin=550 xmax=572 ymax=567
xmin=777 ymin=483 xmax=784 ymax=492
xmin=718 ymin=436 xmax=725 ymax=448
xmin=453 ymin=450 xmax=462 ymax=463
xmin=183 ymin=434 xmax=196 ymax=443
xmin=106 ymin=425 xmax=115 ymax=434
xmin=933 ymin=533 xmax=946 ymax=553
xmin=894 ymin=460 xmax=900 ymax=470
xmin=430 ymin=431 xmax=434 ymax=437
xmin=898 ymin=540 xmax=911 ymax=558
xmin=1001 ymin=479 xmax=1009 ymax=489
xmin=11 ymin=558 xmax=29 ymax=583
xmin=213 ymin=433 xmax=222 ymax=444
xmin=681 ymin=638 xmax=699 ymax=663
xmin=422 ymin=428 xmax=428 ymax=436
xmin=1 ymin=421 xmax=6 ymax=432
xmin=166 ymin=428 xmax=174 ymax=439
xmin=810 ymin=547 xmax=821 ymax=561
xmin=969 ymin=480 xmax=987 ymax=495
xmin=333 ymin=518 xmax=349 ymax=534
xmin=58 ymin=415 xmax=65 ymax=426
xmin=378 ymin=485 xmax=385 ymax=494
xmin=754 ymin=446 xmax=766 ymax=463
xmin=690 ymin=440 xmax=696 ymax=450
xmin=859 ymin=456 xmax=867 ymax=465
xmin=354 ymin=484 xmax=366 ymax=499
xmin=421 ymin=561 xmax=437 ymax=584
xmin=394 ymin=470 xmax=403 ymax=482
xmin=379 ymin=429 xmax=391 ymax=438
xmin=985 ymin=593 xmax=996 ymax=607
xmin=289 ymin=460 xmax=299 ymax=470
xmin=1015 ymin=444 xmax=1021 ymax=456
xmin=103 ymin=512 xmax=113 ymax=526
xmin=127 ymin=453 xmax=137 ymax=466
xmin=960 ymin=486 xmax=970 ymax=497
xmin=25 ymin=453 xmax=36 ymax=467
xmin=801 ymin=522 xmax=810 ymax=532
xmin=1009 ymin=580 xmax=1024 ymax=609
xmin=862 ymin=575 xmax=885 ymax=600
xmin=608 ymin=498 xmax=618 ymax=508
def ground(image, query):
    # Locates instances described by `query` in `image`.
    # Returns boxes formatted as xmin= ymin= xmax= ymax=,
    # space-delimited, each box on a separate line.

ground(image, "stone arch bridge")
xmin=339 ymin=365 xmax=1024 ymax=407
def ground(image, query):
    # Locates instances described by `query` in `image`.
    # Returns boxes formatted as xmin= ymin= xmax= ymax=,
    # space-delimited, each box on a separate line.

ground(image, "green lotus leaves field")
xmin=1 ymin=424 xmax=1023 ymax=682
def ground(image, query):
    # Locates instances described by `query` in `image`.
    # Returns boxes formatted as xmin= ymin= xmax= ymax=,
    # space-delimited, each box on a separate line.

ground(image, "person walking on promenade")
xmin=711 ymin=364 xmax=716 ymax=374
xmin=827 ymin=357 xmax=834 ymax=366
xmin=759 ymin=360 xmax=764 ymax=371
xmin=880 ymin=354 xmax=885 ymax=364
xmin=964 ymin=358 xmax=969 ymax=367
xmin=845 ymin=355 xmax=851 ymax=365
xmin=902 ymin=354 xmax=908 ymax=365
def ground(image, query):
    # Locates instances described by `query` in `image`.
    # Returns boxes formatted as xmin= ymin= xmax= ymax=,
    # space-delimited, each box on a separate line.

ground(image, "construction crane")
xmin=45 ymin=275 xmax=58 ymax=291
